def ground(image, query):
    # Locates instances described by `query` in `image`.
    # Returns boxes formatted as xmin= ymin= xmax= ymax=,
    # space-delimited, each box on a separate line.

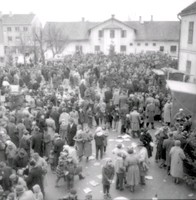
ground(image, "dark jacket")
xmin=67 ymin=123 xmax=77 ymax=146
xmin=31 ymin=132 xmax=43 ymax=156
xmin=26 ymin=166 xmax=44 ymax=193
xmin=102 ymin=165 xmax=115 ymax=185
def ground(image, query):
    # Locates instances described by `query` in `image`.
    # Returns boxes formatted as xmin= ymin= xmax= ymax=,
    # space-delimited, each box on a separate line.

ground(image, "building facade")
xmin=1 ymin=13 xmax=41 ymax=65
xmin=44 ymin=16 xmax=180 ymax=59
xmin=178 ymin=1 xmax=196 ymax=83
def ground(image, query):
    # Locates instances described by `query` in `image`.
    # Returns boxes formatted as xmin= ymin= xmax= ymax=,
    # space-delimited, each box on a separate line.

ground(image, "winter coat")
xmin=170 ymin=146 xmax=185 ymax=178
xmin=163 ymin=138 xmax=175 ymax=166
xmin=102 ymin=165 xmax=115 ymax=185
xmin=146 ymin=103 xmax=155 ymax=123
xmin=129 ymin=111 xmax=140 ymax=131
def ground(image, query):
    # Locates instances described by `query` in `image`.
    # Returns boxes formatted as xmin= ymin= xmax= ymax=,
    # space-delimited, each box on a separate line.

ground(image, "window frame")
xmin=170 ymin=45 xmax=177 ymax=53
xmin=7 ymin=27 xmax=12 ymax=32
xmin=188 ymin=21 xmax=194 ymax=44
xmin=110 ymin=30 xmax=115 ymax=38
xmin=121 ymin=30 xmax=127 ymax=38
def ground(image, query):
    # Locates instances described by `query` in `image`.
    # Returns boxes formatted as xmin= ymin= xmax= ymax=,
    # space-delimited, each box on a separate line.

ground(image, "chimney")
xmin=111 ymin=14 xmax=115 ymax=19
xmin=9 ymin=11 xmax=13 ymax=17
xmin=151 ymin=15 xmax=153 ymax=22
xmin=82 ymin=17 xmax=85 ymax=22
xmin=139 ymin=16 xmax=143 ymax=24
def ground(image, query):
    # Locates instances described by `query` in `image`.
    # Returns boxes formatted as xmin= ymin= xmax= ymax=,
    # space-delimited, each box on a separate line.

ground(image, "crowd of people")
xmin=0 ymin=52 xmax=194 ymax=200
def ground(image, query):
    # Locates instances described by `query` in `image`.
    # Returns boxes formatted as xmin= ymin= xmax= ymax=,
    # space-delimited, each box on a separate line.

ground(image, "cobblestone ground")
xmin=44 ymin=125 xmax=196 ymax=200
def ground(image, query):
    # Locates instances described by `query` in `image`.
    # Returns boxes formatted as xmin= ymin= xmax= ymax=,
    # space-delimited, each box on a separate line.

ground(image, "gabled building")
xmin=44 ymin=15 xmax=180 ymax=58
xmin=178 ymin=1 xmax=196 ymax=83
xmin=1 ymin=13 xmax=41 ymax=64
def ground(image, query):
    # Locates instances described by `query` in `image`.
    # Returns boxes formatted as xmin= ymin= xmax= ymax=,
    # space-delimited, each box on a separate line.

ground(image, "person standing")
xmin=102 ymin=158 xmax=115 ymax=198
xmin=129 ymin=107 xmax=141 ymax=138
xmin=31 ymin=127 xmax=43 ymax=156
xmin=125 ymin=149 xmax=140 ymax=192
xmin=163 ymin=100 xmax=172 ymax=126
xmin=169 ymin=140 xmax=186 ymax=184
xmin=146 ymin=102 xmax=155 ymax=129
xmin=25 ymin=160 xmax=45 ymax=195
xmin=163 ymin=132 xmax=175 ymax=174
xmin=67 ymin=118 xmax=77 ymax=147
xmin=94 ymin=127 xmax=105 ymax=160
xmin=137 ymin=141 xmax=149 ymax=185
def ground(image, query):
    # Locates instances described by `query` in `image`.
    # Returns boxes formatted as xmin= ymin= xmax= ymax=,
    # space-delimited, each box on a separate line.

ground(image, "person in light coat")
xmin=129 ymin=108 xmax=141 ymax=138
xmin=169 ymin=140 xmax=186 ymax=184
xmin=163 ymin=100 xmax=172 ymax=126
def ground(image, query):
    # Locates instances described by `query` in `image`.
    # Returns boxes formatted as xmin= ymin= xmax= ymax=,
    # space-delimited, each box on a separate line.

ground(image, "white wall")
xmin=62 ymin=41 xmax=90 ymax=55
xmin=135 ymin=41 xmax=178 ymax=57
xmin=179 ymin=14 xmax=196 ymax=82
xmin=89 ymin=19 xmax=135 ymax=54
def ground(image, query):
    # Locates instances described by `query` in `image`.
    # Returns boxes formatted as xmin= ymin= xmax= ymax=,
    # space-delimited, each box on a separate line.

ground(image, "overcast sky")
xmin=1 ymin=0 xmax=195 ymax=24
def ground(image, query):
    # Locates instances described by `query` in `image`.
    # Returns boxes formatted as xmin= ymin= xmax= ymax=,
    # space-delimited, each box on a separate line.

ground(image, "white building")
xmin=178 ymin=1 xmax=196 ymax=83
xmin=0 ymin=16 xmax=4 ymax=67
xmin=1 ymin=13 xmax=41 ymax=64
xmin=44 ymin=16 xmax=180 ymax=58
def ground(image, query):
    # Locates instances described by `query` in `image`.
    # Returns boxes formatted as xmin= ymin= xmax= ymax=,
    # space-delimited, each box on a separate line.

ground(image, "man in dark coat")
xmin=0 ymin=161 xmax=12 ymax=191
xmin=67 ymin=118 xmax=77 ymax=146
xmin=104 ymin=88 xmax=113 ymax=104
xmin=13 ymin=148 xmax=29 ymax=171
xmin=31 ymin=127 xmax=43 ymax=156
xmin=53 ymin=135 xmax=64 ymax=167
xmin=25 ymin=159 xmax=44 ymax=194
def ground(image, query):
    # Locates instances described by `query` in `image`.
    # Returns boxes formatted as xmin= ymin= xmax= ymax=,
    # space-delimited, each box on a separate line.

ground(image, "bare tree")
xmin=44 ymin=23 xmax=69 ymax=57
xmin=32 ymin=27 xmax=46 ymax=65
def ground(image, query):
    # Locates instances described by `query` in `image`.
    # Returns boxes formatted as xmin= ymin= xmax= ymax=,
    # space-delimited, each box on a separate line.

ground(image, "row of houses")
xmin=0 ymin=1 xmax=195 ymax=80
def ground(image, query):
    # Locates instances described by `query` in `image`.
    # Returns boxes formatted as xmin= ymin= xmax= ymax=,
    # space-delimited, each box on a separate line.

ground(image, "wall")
xmin=134 ymin=41 xmax=178 ymax=57
xmin=89 ymin=19 xmax=135 ymax=54
xmin=62 ymin=41 xmax=90 ymax=55
xmin=0 ymin=18 xmax=4 ymax=66
xmin=179 ymin=14 xmax=196 ymax=82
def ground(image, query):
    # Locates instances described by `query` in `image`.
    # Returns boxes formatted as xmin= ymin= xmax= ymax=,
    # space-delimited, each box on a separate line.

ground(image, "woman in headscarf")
xmin=125 ymin=148 xmax=140 ymax=192
xmin=102 ymin=158 xmax=115 ymax=198
xmin=169 ymin=140 xmax=186 ymax=184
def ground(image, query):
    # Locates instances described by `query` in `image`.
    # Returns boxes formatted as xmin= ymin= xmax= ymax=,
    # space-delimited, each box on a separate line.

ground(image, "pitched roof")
xmin=44 ymin=20 xmax=180 ymax=41
xmin=125 ymin=21 xmax=180 ymax=41
xmin=44 ymin=21 xmax=98 ymax=41
xmin=179 ymin=1 xmax=196 ymax=16
xmin=2 ymin=14 xmax=35 ymax=25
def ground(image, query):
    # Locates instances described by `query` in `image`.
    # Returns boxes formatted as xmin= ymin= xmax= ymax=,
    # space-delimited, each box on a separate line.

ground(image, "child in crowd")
xmin=33 ymin=184 xmax=44 ymax=200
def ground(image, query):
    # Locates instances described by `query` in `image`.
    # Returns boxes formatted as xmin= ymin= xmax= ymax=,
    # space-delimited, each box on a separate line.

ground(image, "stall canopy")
xmin=152 ymin=69 xmax=165 ymax=76
xmin=166 ymin=80 xmax=196 ymax=128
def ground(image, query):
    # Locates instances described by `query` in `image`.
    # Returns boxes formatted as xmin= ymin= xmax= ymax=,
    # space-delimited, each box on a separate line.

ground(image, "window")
xmin=121 ymin=30 xmax=127 ymax=38
xmin=145 ymin=43 xmax=148 ymax=46
xmin=7 ymin=27 xmax=12 ymax=32
xmin=23 ymin=27 xmax=28 ymax=32
xmin=8 ymin=36 xmax=12 ymax=42
xmin=0 ymin=57 xmax=4 ymax=63
xmin=137 ymin=43 xmax=141 ymax=46
xmin=170 ymin=45 xmax=177 ymax=53
xmin=153 ymin=43 xmax=156 ymax=46
xmin=98 ymin=30 xmax=103 ymax=38
xmin=130 ymin=43 xmax=133 ymax=46
xmin=75 ymin=45 xmax=83 ymax=52
xmin=120 ymin=45 xmax=126 ymax=52
xmin=95 ymin=45 xmax=100 ymax=52
xmin=15 ymin=36 xmax=20 ymax=41
xmin=160 ymin=46 xmax=164 ymax=52
xmin=15 ymin=27 xmax=20 ymax=32
xmin=188 ymin=21 xmax=194 ymax=44
xmin=186 ymin=61 xmax=191 ymax=74
xmin=110 ymin=30 xmax=115 ymax=38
